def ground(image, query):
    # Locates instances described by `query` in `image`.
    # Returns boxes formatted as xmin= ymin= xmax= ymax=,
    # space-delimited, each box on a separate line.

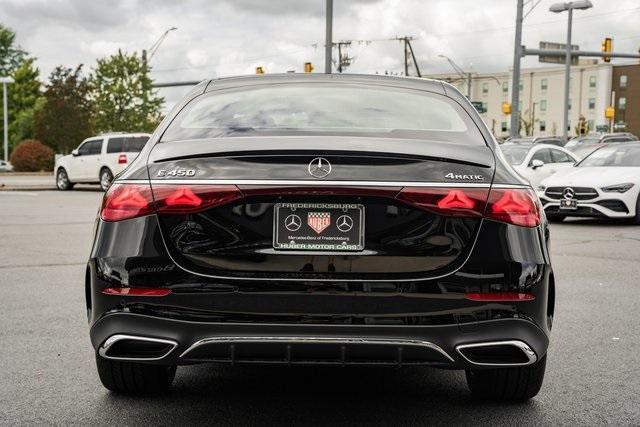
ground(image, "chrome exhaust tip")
xmin=456 ymin=340 xmax=537 ymax=367
xmin=99 ymin=334 xmax=178 ymax=361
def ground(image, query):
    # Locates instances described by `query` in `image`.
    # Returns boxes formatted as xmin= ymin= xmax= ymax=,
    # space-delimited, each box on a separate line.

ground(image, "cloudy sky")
xmin=2 ymin=0 xmax=639 ymax=107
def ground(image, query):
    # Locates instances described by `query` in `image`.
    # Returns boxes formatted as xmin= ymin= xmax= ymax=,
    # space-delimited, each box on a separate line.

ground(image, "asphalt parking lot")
xmin=0 ymin=190 xmax=638 ymax=425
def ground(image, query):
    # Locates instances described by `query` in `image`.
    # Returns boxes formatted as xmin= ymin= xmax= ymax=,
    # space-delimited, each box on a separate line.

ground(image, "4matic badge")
xmin=445 ymin=172 xmax=485 ymax=181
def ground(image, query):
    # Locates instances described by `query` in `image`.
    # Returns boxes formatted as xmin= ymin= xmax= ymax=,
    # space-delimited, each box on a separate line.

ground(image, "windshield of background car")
xmin=579 ymin=145 xmax=640 ymax=167
xmin=161 ymin=83 xmax=485 ymax=144
xmin=500 ymin=146 xmax=530 ymax=165
xmin=565 ymin=137 xmax=599 ymax=147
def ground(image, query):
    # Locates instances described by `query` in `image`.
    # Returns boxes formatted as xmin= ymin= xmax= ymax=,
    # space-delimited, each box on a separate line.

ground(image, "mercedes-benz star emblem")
xmin=308 ymin=157 xmax=332 ymax=178
xmin=284 ymin=214 xmax=302 ymax=231
xmin=563 ymin=187 xmax=575 ymax=200
xmin=336 ymin=215 xmax=354 ymax=233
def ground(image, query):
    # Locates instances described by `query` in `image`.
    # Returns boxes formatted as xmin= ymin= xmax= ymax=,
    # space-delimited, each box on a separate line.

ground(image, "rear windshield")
xmin=500 ymin=146 xmax=530 ymax=165
xmin=107 ymin=136 xmax=149 ymax=153
xmin=161 ymin=83 xmax=485 ymax=144
xmin=579 ymin=144 xmax=640 ymax=167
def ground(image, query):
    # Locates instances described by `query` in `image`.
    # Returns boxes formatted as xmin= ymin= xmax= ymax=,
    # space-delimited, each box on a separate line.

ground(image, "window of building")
xmin=588 ymin=98 xmax=595 ymax=110
xmin=482 ymin=102 xmax=488 ymax=112
xmin=620 ymin=75 xmax=628 ymax=88
xmin=519 ymin=81 xmax=523 ymax=91
xmin=539 ymin=120 xmax=546 ymax=132
xmin=502 ymin=81 xmax=508 ymax=93
xmin=587 ymin=120 xmax=594 ymax=131
xmin=541 ymin=79 xmax=548 ymax=91
xmin=501 ymin=122 xmax=508 ymax=132
xmin=589 ymin=76 xmax=597 ymax=88
xmin=540 ymin=100 xmax=547 ymax=111
xmin=619 ymin=97 xmax=626 ymax=110
xmin=482 ymin=83 xmax=488 ymax=94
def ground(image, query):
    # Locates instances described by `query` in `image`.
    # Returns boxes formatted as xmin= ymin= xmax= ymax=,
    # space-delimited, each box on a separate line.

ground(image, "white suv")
xmin=55 ymin=133 xmax=151 ymax=191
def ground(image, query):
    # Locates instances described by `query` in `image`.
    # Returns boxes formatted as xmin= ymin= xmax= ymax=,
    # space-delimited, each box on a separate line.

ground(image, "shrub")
xmin=9 ymin=139 xmax=55 ymax=172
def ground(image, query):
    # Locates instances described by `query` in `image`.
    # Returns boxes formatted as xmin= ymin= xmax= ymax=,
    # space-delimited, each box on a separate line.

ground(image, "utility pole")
xmin=510 ymin=0 xmax=524 ymax=138
xmin=334 ymin=41 xmax=353 ymax=73
xmin=396 ymin=36 xmax=421 ymax=77
xmin=325 ymin=0 xmax=333 ymax=74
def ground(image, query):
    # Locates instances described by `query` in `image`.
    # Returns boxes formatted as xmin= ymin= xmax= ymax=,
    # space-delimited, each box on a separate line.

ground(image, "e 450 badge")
xmin=157 ymin=168 xmax=197 ymax=177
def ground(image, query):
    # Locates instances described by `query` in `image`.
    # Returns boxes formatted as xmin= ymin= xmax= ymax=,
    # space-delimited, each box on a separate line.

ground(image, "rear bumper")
xmin=90 ymin=312 xmax=549 ymax=369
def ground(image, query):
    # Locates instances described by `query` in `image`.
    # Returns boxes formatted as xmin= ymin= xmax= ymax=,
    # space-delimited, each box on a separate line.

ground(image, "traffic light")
xmin=256 ymin=66 xmax=265 ymax=74
xmin=502 ymin=102 xmax=512 ymax=115
xmin=605 ymin=106 xmax=615 ymax=119
xmin=601 ymin=37 xmax=612 ymax=63
xmin=304 ymin=62 xmax=314 ymax=73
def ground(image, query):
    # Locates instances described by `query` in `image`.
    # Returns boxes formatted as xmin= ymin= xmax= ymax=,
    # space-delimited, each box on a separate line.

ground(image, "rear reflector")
xmin=118 ymin=154 xmax=127 ymax=164
xmin=102 ymin=287 xmax=172 ymax=297
xmin=465 ymin=292 xmax=535 ymax=302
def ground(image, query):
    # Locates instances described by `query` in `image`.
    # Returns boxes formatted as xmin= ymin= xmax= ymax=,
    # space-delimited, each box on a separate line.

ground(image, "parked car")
xmin=538 ymin=143 xmax=640 ymax=222
xmin=0 ymin=160 xmax=13 ymax=172
xmin=564 ymin=132 xmax=638 ymax=159
xmin=88 ymin=74 xmax=553 ymax=401
xmin=499 ymin=143 xmax=580 ymax=188
xmin=55 ymin=133 xmax=151 ymax=191
xmin=506 ymin=136 xmax=565 ymax=147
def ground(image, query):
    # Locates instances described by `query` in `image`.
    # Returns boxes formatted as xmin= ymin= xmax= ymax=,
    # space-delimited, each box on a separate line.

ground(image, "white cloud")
xmin=1 ymin=0 xmax=638 ymax=107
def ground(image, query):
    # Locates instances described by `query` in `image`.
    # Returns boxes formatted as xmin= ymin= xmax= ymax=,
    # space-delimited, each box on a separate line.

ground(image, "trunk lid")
xmin=147 ymin=137 xmax=495 ymax=281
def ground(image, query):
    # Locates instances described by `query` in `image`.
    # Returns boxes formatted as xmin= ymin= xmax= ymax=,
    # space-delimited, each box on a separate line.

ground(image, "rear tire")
xmin=56 ymin=168 xmax=74 ymax=191
xmin=634 ymin=195 xmax=640 ymax=225
xmin=96 ymin=355 xmax=176 ymax=394
xmin=465 ymin=355 xmax=547 ymax=401
xmin=99 ymin=168 xmax=114 ymax=191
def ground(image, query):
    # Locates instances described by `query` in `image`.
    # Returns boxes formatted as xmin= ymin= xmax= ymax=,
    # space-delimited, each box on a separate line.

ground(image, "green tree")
xmin=8 ymin=59 xmax=42 ymax=149
xmin=1 ymin=24 xmax=38 ymax=159
xmin=90 ymin=50 xmax=163 ymax=133
xmin=35 ymin=65 xmax=93 ymax=153
xmin=0 ymin=24 xmax=27 ymax=75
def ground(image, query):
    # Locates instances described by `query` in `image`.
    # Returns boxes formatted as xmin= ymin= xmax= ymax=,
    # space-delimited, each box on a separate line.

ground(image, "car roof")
xmin=203 ymin=73 xmax=449 ymax=95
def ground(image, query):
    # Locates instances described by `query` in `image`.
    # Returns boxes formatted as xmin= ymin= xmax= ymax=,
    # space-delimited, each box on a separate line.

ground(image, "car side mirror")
xmin=71 ymin=149 xmax=79 ymax=156
xmin=531 ymin=159 xmax=544 ymax=169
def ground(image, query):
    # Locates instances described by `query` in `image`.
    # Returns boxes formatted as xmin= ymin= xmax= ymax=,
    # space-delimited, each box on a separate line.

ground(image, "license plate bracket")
xmin=559 ymin=199 xmax=577 ymax=210
xmin=273 ymin=203 xmax=364 ymax=251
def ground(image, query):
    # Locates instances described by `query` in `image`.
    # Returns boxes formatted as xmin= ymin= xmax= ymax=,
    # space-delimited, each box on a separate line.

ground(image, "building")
xmin=611 ymin=64 xmax=640 ymax=136
xmin=430 ymin=63 xmax=613 ymax=138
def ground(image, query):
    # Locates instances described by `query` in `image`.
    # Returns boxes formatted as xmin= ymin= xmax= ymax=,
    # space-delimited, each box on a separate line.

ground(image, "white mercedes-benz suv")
xmin=55 ymin=133 xmax=150 ymax=191
xmin=538 ymin=143 xmax=640 ymax=223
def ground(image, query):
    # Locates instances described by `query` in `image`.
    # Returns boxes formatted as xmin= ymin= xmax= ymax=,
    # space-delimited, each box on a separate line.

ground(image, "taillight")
xmin=396 ymin=187 xmax=489 ymax=217
xmin=396 ymin=187 xmax=540 ymax=227
xmin=118 ymin=154 xmax=127 ymax=164
xmin=152 ymin=185 xmax=242 ymax=214
xmin=100 ymin=183 xmax=243 ymax=221
xmin=101 ymin=184 xmax=154 ymax=221
xmin=486 ymin=188 xmax=540 ymax=227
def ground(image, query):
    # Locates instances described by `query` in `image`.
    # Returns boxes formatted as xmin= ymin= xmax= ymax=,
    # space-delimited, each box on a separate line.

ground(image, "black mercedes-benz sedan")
xmin=87 ymin=73 xmax=553 ymax=400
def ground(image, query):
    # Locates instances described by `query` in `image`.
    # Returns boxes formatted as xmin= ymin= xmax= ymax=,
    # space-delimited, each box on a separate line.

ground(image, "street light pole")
xmin=1 ymin=77 xmax=14 ymax=162
xmin=562 ymin=8 xmax=573 ymax=141
xmin=550 ymin=0 xmax=593 ymax=141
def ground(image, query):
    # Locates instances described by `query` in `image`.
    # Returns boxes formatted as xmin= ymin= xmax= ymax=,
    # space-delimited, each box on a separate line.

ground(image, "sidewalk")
xmin=0 ymin=172 xmax=56 ymax=190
